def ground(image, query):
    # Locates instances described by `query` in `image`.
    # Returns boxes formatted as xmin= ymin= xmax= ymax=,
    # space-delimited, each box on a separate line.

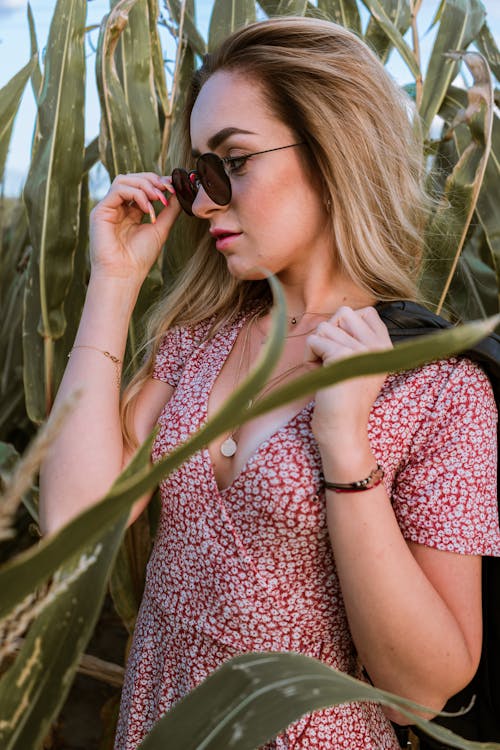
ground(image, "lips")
xmin=209 ymin=228 xmax=242 ymax=251
xmin=209 ymin=228 xmax=241 ymax=239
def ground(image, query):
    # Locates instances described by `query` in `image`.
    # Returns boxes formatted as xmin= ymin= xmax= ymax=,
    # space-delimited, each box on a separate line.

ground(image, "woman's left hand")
xmin=305 ymin=306 xmax=393 ymax=444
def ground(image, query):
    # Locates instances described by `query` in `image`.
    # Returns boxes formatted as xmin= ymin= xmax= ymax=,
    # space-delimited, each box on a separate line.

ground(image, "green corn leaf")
xmin=359 ymin=0 xmax=419 ymax=78
xmin=148 ymin=0 xmax=169 ymax=121
xmin=317 ymin=0 xmax=361 ymax=34
xmin=165 ymin=0 xmax=207 ymax=58
xmin=27 ymin=3 xmax=42 ymax=101
xmin=0 ymin=57 xmax=36 ymax=185
xmin=475 ymin=21 xmax=500 ymax=81
xmin=22 ymin=251 xmax=46 ymax=425
xmin=22 ymin=0 xmax=87 ymax=418
xmin=427 ymin=0 xmax=447 ymax=31
xmin=0 ymin=438 xmax=38 ymax=540
xmin=258 ymin=0 xmax=308 ymax=15
xmin=96 ymin=0 xmax=144 ymax=178
xmin=422 ymin=52 xmax=494 ymax=313
xmin=0 ymin=524 xmax=126 ymax=750
xmin=276 ymin=0 xmax=308 ymax=14
xmin=474 ymin=113 xmax=500 ymax=298
xmin=439 ymin=84 xmax=500 ymax=305
xmin=419 ymin=0 xmax=486 ymax=135
xmin=454 ymin=117 xmax=500 ymax=311
xmin=1 ymin=301 xmax=497 ymax=623
xmin=23 ymin=173 xmax=89 ymax=427
xmin=0 ymin=201 xmax=30 ymax=441
xmin=208 ymin=0 xmax=256 ymax=51
xmin=161 ymin=0 xmax=197 ymax=170
xmin=363 ymin=0 xmax=411 ymax=65
xmin=109 ymin=510 xmax=152 ymax=634
xmin=83 ymin=136 xmax=100 ymax=174
xmin=453 ymin=229 xmax=499 ymax=318
xmin=137 ymin=651 xmax=500 ymax=750
xmin=114 ymin=0 xmax=161 ymax=173
xmin=56 ymin=176 xmax=90 ymax=377
xmin=0 ymin=430 xmax=155 ymax=623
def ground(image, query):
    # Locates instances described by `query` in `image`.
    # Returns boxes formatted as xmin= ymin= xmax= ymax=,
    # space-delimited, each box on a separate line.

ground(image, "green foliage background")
xmin=0 ymin=0 xmax=499 ymax=748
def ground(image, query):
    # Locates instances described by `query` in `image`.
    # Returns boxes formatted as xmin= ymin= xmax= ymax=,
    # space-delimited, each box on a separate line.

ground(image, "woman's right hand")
xmin=89 ymin=172 xmax=181 ymax=285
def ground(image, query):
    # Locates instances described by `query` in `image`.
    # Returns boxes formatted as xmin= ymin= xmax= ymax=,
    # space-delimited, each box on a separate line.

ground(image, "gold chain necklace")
xmin=254 ymin=317 xmax=320 ymax=341
xmin=289 ymin=310 xmax=335 ymax=325
xmin=219 ymin=314 xmax=313 ymax=458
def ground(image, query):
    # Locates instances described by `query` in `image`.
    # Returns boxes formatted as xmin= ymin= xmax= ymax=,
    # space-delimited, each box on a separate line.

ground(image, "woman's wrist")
xmin=318 ymin=431 xmax=378 ymax=485
xmin=75 ymin=273 xmax=140 ymax=355
xmin=86 ymin=273 xmax=143 ymax=325
xmin=88 ymin=269 xmax=142 ymax=298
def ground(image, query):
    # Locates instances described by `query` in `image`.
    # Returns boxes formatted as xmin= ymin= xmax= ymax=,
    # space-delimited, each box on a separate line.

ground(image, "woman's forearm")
xmin=39 ymin=273 xmax=140 ymax=535
xmin=320 ymin=434 xmax=478 ymax=713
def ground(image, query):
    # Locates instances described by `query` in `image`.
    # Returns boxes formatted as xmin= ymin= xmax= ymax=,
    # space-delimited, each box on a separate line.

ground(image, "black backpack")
xmin=376 ymin=300 xmax=500 ymax=747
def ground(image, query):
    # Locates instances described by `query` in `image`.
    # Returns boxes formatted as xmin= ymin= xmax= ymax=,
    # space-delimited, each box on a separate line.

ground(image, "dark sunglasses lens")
xmin=198 ymin=153 xmax=232 ymax=205
xmin=171 ymin=168 xmax=195 ymax=215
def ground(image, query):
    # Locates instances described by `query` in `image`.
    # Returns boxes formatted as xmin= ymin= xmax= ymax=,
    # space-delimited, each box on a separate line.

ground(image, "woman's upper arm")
xmin=408 ymin=541 xmax=483 ymax=674
xmin=123 ymin=377 xmax=175 ymax=524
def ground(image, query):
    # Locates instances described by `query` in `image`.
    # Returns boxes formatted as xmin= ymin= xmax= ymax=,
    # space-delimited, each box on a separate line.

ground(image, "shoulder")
xmin=383 ymin=356 xmax=495 ymax=412
xmin=152 ymin=317 xmax=214 ymax=386
xmin=152 ymin=313 xmax=245 ymax=386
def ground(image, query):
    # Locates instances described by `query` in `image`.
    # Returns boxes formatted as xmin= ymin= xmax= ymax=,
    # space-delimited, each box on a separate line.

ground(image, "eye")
xmin=224 ymin=155 xmax=249 ymax=174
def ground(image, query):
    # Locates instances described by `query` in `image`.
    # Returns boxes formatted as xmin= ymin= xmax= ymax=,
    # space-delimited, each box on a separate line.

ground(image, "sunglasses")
xmin=171 ymin=142 xmax=304 ymax=216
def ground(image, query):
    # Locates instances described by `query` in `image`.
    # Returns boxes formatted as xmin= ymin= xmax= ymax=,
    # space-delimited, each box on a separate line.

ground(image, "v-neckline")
xmin=202 ymin=310 xmax=314 ymax=495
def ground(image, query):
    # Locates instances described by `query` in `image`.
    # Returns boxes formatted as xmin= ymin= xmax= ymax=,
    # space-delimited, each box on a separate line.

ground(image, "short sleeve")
xmin=152 ymin=321 xmax=209 ymax=387
xmin=392 ymin=358 xmax=500 ymax=556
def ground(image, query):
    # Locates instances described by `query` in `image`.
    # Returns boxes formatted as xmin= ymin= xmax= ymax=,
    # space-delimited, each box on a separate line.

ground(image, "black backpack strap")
xmin=376 ymin=300 xmax=500 ymax=744
xmin=376 ymin=300 xmax=500 ymax=385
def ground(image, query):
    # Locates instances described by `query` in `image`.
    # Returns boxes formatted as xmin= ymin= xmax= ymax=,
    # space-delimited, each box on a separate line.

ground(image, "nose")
xmin=191 ymin=184 xmax=227 ymax=219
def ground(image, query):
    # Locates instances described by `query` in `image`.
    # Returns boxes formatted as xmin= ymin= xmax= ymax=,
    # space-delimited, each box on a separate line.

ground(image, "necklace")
xmin=254 ymin=317 xmax=320 ymax=342
xmin=289 ymin=310 xmax=335 ymax=325
xmin=219 ymin=313 xmax=259 ymax=458
xmin=219 ymin=314 xmax=313 ymax=458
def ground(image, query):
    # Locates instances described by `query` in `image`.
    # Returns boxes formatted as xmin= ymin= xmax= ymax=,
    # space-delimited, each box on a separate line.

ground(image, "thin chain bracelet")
xmin=68 ymin=345 xmax=122 ymax=389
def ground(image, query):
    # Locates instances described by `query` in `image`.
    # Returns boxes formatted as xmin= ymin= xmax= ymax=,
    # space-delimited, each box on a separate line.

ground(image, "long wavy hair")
xmin=120 ymin=16 xmax=431 ymax=447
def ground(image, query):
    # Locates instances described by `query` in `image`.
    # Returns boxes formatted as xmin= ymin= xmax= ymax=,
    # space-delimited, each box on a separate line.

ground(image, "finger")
xmin=160 ymin=175 xmax=176 ymax=196
xmin=315 ymin=320 xmax=364 ymax=350
xmin=305 ymin=330 xmax=365 ymax=364
xmin=112 ymin=174 xmax=172 ymax=204
xmin=111 ymin=187 xmax=159 ymax=222
xmin=149 ymin=192 xmax=181 ymax=238
xmin=114 ymin=172 xmax=173 ymax=195
xmin=328 ymin=306 xmax=375 ymax=343
xmin=358 ymin=306 xmax=391 ymax=339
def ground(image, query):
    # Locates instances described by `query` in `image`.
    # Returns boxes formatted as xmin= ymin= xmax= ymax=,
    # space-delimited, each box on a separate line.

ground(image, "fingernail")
xmin=157 ymin=192 xmax=168 ymax=207
xmin=148 ymin=204 xmax=156 ymax=224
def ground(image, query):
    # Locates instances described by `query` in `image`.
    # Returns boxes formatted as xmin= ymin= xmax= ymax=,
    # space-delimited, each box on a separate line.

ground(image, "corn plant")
xmin=0 ymin=0 xmax=499 ymax=748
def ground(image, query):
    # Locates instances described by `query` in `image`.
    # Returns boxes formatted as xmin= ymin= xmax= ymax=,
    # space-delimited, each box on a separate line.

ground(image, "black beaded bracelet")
xmin=323 ymin=464 xmax=384 ymax=493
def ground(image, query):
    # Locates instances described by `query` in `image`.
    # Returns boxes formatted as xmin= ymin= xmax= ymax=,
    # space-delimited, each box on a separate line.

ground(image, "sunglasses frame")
xmin=172 ymin=142 xmax=304 ymax=216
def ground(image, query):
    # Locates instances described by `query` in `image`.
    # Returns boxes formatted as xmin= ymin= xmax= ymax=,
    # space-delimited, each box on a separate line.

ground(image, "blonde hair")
xmin=121 ymin=16 xmax=430 ymax=447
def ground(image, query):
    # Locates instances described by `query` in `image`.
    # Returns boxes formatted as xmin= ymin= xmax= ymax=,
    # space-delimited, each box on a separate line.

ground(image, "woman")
xmin=39 ymin=17 xmax=499 ymax=750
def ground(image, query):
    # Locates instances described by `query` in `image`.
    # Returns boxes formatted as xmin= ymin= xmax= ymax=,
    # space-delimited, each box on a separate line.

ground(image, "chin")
xmin=225 ymin=258 xmax=270 ymax=281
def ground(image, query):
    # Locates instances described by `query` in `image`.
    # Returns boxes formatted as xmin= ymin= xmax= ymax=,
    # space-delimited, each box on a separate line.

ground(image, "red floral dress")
xmin=114 ymin=311 xmax=500 ymax=750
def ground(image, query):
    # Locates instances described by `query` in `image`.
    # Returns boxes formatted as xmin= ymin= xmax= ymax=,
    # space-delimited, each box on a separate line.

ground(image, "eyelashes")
xmin=223 ymin=155 xmax=250 ymax=174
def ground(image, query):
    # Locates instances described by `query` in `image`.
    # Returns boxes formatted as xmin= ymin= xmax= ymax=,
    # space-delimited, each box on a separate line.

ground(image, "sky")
xmin=1 ymin=0 xmax=499 ymax=196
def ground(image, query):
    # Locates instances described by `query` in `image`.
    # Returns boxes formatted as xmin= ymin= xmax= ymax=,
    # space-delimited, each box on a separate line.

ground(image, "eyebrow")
xmin=191 ymin=127 xmax=257 ymax=157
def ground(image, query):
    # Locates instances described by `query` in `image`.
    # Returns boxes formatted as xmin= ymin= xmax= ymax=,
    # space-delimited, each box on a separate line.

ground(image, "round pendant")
xmin=220 ymin=437 xmax=237 ymax=457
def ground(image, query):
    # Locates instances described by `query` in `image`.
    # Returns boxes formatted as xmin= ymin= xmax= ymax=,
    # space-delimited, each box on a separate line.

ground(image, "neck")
xmin=276 ymin=271 xmax=376 ymax=323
